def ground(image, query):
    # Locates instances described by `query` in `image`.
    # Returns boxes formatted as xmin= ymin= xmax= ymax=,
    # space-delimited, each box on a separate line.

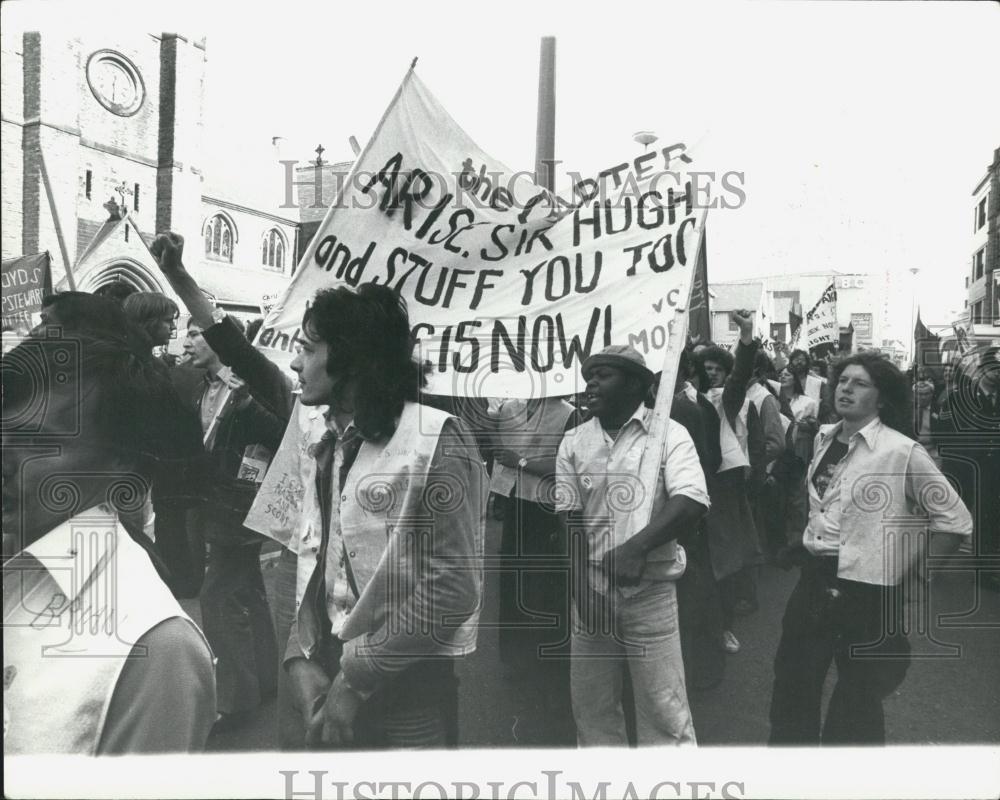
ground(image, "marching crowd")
xmin=3 ymin=230 xmax=998 ymax=754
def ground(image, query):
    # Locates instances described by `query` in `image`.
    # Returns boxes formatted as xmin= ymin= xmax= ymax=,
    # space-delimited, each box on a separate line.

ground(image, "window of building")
xmin=85 ymin=170 xmax=93 ymax=200
xmin=972 ymin=301 xmax=984 ymax=325
xmin=204 ymin=214 xmax=235 ymax=262
xmin=974 ymin=248 xmax=985 ymax=281
xmin=261 ymin=228 xmax=286 ymax=270
xmin=976 ymin=197 xmax=987 ymax=231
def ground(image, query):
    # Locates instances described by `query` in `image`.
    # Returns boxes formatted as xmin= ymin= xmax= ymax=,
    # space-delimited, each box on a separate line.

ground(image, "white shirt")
xmin=555 ymin=404 xmax=710 ymax=591
xmin=789 ymin=393 xmax=819 ymax=422
xmin=802 ymin=418 xmax=972 ymax=584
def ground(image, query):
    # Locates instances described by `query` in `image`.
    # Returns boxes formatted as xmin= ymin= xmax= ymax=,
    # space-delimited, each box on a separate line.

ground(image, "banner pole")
xmin=619 ymin=203 xmax=711 ymax=582
xmin=262 ymin=64 xmax=418 ymax=327
xmin=38 ymin=153 xmax=76 ymax=290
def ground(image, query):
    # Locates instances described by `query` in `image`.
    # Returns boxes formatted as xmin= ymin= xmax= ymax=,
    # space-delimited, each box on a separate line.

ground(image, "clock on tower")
xmin=86 ymin=50 xmax=145 ymax=117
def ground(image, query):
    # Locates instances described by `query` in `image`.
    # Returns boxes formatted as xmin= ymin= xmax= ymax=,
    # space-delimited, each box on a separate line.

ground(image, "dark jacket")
xmin=171 ymin=317 xmax=294 ymax=538
xmin=671 ymin=391 xmax=722 ymax=477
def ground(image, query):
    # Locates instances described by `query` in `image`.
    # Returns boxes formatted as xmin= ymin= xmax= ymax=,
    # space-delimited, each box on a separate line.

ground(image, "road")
xmin=187 ymin=518 xmax=1000 ymax=751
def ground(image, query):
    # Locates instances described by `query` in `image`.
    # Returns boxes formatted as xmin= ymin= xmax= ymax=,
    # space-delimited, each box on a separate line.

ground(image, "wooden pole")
xmin=618 ymin=205 xmax=710 ymax=598
xmin=38 ymin=152 xmax=76 ymax=290
xmin=534 ymin=37 xmax=556 ymax=192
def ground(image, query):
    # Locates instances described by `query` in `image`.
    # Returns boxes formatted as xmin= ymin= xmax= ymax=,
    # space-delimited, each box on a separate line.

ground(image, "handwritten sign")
xmin=1 ymin=253 xmax=51 ymax=334
xmin=789 ymin=281 xmax=838 ymax=352
xmin=258 ymin=72 xmax=707 ymax=398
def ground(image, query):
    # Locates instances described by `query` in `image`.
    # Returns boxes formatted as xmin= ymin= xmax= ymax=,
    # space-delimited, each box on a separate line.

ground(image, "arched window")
xmin=204 ymin=214 xmax=235 ymax=262
xmin=262 ymin=228 xmax=286 ymax=270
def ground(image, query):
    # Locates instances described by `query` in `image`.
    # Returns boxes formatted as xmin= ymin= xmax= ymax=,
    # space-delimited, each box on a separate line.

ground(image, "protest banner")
xmin=258 ymin=69 xmax=707 ymax=398
xmin=952 ymin=312 xmax=973 ymax=355
xmin=248 ymin=68 xmax=708 ymax=559
xmin=260 ymin=292 xmax=281 ymax=315
xmin=753 ymin=287 xmax=783 ymax=361
xmin=788 ymin=280 xmax=837 ymax=353
xmin=1 ymin=252 xmax=51 ymax=334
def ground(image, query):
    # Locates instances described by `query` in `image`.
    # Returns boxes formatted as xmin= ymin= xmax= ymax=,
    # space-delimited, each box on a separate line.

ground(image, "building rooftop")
xmin=711 ymin=281 xmax=763 ymax=311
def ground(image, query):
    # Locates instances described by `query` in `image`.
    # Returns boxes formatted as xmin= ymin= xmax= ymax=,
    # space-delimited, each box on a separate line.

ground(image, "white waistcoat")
xmin=706 ymin=388 xmax=751 ymax=472
xmin=290 ymin=403 xmax=482 ymax=658
xmin=3 ymin=508 xmax=207 ymax=754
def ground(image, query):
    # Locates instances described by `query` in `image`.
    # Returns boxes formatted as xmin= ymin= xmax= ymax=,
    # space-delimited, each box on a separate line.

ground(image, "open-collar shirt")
xmin=803 ymin=418 xmax=972 ymax=583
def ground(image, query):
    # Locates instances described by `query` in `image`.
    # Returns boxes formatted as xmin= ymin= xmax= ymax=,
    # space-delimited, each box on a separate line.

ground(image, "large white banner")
xmin=258 ymin=70 xmax=707 ymax=397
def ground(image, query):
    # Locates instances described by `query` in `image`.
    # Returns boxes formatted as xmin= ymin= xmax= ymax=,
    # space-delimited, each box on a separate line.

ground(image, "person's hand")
xmin=603 ymin=538 xmax=646 ymax=587
xmin=495 ymin=449 xmax=522 ymax=469
xmin=224 ymin=372 xmax=252 ymax=409
xmin=149 ymin=232 xmax=186 ymax=276
xmin=286 ymin=658 xmax=332 ymax=730
xmin=730 ymin=309 xmax=754 ymax=342
xmin=223 ymin=372 xmax=247 ymax=392
xmin=306 ymin=672 xmax=366 ymax=747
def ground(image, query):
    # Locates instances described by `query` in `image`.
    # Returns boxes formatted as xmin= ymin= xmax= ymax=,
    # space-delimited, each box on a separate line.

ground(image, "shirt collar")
xmin=630 ymin=403 xmax=653 ymax=432
xmin=818 ymin=416 xmax=883 ymax=449
xmin=323 ymin=410 xmax=357 ymax=440
xmin=20 ymin=505 xmax=119 ymax=601
xmin=592 ymin=402 xmax=649 ymax=440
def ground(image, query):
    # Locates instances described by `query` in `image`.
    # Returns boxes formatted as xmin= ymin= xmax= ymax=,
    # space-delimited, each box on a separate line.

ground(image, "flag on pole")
xmin=913 ymin=308 xmax=942 ymax=381
xmin=788 ymin=300 xmax=803 ymax=350
xmin=687 ymin=229 xmax=712 ymax=344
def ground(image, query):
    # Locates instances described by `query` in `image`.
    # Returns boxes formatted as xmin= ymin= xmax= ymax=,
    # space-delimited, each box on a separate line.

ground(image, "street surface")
xmin=186 ymin=518 xmax=1000 ymax=751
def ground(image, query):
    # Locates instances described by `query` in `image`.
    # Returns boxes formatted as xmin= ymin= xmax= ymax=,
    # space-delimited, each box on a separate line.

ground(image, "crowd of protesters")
xmin=3 ymin=230 xmax=997 ymax=755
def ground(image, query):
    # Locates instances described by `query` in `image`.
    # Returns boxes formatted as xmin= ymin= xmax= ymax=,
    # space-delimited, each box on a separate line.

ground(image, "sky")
xmin=5 ymin=0 xmax=1000 ymax=337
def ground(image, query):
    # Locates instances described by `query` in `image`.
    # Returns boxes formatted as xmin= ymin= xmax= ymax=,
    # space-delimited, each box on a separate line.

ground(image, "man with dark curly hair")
xmin=282 ymin=284 xmax=487 ymax=749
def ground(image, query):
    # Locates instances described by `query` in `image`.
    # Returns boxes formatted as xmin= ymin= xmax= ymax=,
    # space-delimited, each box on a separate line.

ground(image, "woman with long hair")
xmin=122 ymin=292 xmax=180 ymax=362
xmin=769 ymin=352 xmax=972 ymax=745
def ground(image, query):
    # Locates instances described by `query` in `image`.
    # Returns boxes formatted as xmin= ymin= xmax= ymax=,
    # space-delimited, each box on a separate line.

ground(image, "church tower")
xmin=2 ymin=31 xmax=206 ymax=291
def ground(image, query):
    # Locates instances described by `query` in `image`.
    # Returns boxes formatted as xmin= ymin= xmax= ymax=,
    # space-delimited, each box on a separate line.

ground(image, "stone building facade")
xmin=1 ymin=30 xmax=329 ymax=319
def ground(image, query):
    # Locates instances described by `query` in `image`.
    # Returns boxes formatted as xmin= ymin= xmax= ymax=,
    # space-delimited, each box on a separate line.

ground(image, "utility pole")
xmin=534 ymin=37 xmax=556 ymax=192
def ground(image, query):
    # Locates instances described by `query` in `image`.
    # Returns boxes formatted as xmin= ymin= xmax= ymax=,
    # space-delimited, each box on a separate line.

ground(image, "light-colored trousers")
xmin=570 ymin=580 xmax=696 ymax=746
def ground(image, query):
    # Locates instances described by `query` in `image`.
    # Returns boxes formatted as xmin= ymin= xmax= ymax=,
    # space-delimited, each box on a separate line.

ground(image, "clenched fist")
xmin=150 ymin=231 xmax=186 ymax=275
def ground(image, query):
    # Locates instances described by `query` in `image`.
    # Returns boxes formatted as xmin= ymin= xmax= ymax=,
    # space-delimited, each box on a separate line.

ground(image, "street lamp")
xmin=633 ymin=131 xmax=658 ymax=151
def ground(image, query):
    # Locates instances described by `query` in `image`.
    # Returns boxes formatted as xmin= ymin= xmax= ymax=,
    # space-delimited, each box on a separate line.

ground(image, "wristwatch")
xmin=517 ymin=457 xmax=529 ymax=470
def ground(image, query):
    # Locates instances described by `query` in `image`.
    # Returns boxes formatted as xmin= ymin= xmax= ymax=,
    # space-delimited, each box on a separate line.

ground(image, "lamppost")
xmin=633 ymin=131 xmax=658 ymax=151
